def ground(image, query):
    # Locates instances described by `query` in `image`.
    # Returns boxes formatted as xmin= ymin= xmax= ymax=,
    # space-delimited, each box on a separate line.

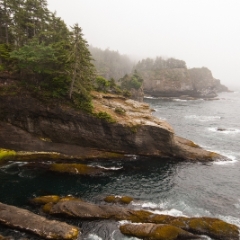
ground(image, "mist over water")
xmin=1 ymin=90 xmax=240 ymax=239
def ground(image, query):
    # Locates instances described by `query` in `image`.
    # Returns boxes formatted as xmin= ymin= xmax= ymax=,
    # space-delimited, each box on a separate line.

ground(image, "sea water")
xmin=0 ymin=90 xmax=240 ymax=239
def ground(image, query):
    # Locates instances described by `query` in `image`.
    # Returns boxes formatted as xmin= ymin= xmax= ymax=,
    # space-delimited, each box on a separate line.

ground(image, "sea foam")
xmin=185 ymin=115 xmax=221 ymax=121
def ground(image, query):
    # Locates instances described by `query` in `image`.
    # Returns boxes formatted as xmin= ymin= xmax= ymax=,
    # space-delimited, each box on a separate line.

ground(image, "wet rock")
xmin=120 ymin=223 xmax=202 ymax=240
xmin=0 ymin=234 xmax=9 ymax=240
xmin=30 ymin=195 xmax=82 ymax=207
xmin=217 ymin=128 xmax=227 ymax=131
xmin=30 ymin=195 xmax=60 ymax=205
xmin=0 ymin=202 xmax=79 ymax=239
xmin=149 ymin=215 xmax=239 ymax=240
xmin=104 ymin=195 xmax=133 ymax=204
xmin=0 ymin=149 xmax=16 ymax=166
xmin=44 ymin=199 xmax=239 ymax=240
xmin=49 ymin=163 xmax=107 ymax=175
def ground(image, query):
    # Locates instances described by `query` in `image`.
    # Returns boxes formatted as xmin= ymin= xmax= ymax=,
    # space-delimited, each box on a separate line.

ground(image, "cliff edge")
xmin=0 ymin=78 xmax=226 ymax=162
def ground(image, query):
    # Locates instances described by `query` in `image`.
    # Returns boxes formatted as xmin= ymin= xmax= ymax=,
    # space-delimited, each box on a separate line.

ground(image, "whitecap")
xmin=150 ymin=208 xmax=186 ymax=217
xmin=214 ymin=157 xmax=237 ymax=165
xmin=142 ymin=202 xmax=158 ymax=209
xmin=144 ymin=96 xmax=158 ymax=99
xmin=132 ymin=201 xmax=186 ymax=217
xmin=124 ymin=154 xmax=137 ymax=160
xmin=86 ymin=234 xmax=103 ymax=240
xmin=118 ymin=220 xmax=132 ymax=225
xmin=217 ymin=215 xmax=240 ymax=228
xmin=0 ymin=161 xmax=28 ymax=169
xmin=94 ymin=165 xmax=123 ymax=170
xmin=132 ymin=201 xmax=167 ymax=210
xmin=185 ymin=115 xmax=221 ymax=121
xmin=173 ymin=99 xmax=188 ymax=102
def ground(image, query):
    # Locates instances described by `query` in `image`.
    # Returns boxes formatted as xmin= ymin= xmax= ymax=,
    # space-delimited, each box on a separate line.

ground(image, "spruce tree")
xmin=68 ymin=23 xmax=95 ymax=101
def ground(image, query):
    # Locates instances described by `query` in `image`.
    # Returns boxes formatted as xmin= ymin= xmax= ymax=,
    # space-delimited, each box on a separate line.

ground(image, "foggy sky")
xmin=47 ymin=0 xmax=240 ymax=88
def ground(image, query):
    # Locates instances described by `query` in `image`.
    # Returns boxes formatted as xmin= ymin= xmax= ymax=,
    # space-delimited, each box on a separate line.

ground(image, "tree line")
xmin=0 ymin=0 xmax=94 ymax=111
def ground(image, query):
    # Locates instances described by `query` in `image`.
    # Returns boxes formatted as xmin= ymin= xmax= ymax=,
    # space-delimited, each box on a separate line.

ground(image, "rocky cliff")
xmin=136 ymin=58 xmax=229 ymax=98
xmin=0 ymin=78 xmax=226 ymax=162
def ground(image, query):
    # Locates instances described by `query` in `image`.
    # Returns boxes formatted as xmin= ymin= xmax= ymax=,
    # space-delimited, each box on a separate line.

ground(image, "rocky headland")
xmin=0 ymin=77 xmax=226 ymax=162
xmin=136 ymin=58 xmax=230 ymax=98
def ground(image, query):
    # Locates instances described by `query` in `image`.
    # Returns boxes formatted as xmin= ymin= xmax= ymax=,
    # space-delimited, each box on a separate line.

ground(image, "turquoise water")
xmin=1 ymin=90 xmax=240 ymax=239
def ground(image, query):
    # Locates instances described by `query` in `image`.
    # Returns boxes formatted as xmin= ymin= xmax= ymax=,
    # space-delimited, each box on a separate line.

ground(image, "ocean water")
xmin=0 ymin=90 xmax=240 ymax=239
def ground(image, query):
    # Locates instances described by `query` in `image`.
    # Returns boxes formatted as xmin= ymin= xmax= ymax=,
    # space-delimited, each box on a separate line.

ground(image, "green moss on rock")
xmin=120 ymin=223 xmax=199 ymax=240
xmin=188 ymin=217 xmax=239 ymax=239
xmin=30 ymin=195 xmax=60 ymax=205
xmin=42 ymin=202 xmax=54 ymax=213
xmin=49 ymin=163 xmax=104 ymax=175
xmin=0 ymin=148 xmax=16 ymax=163
xmin=104 ymin=195 xmax=133 ymax=204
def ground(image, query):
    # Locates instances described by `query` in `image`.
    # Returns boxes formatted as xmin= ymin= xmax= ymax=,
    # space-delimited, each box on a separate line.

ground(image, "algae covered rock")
xmin=104 ymin=195 xmax=133 ymax=204
xmin=49 ymin=163 xmax=106 ymax=175
xmin=30 ymin=195 xmax=82 ymax=208
xmin=0 ymin=149 xmax=16 ymax=165
xmin=30 ymin=195 xmax=60 ymax=205
xmin=187 ymin=217 xmax=239 ymax=240
xmin=120 ymin=223 xmax=201 ymax=240
xmin=150 ymin=215 xmax=239 ymax=240
xmin=0 ymin=202 xmax=79 ymax=239
xmin=43 ymin=199 xmax=239 ymax=239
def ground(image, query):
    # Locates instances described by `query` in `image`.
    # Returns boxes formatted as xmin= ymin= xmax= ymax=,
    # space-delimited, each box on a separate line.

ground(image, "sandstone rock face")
xmin=0 ymin=91 xmax=227 ymax=161
xmin=0 ymin=202 xmax=79 ymax=239
xmin=143 ymin=67 xmax=229 ymax=98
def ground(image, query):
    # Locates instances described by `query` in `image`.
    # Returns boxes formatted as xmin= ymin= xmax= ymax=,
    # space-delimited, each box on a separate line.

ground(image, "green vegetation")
xmin=119 ymin=70 xmax=143 ymax=91
xmin=94 ymin=111 xmax=115 ymax=123
xmin=135 ymin=57 xmax=186 ymax=71
xmin=114 ymin=106 xmax=126 ymax=115
xmin=0 ymin=0 xmax=95 ymax=111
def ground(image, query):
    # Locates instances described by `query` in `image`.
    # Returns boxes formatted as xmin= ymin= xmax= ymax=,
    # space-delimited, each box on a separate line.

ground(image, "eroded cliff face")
xmin=0 ymin=84 xmax=226 ymax=161
xmin=143 ymin=67 xmax=229 ymax=98
xmin=143 ymin=68 xmax=195 ymax=97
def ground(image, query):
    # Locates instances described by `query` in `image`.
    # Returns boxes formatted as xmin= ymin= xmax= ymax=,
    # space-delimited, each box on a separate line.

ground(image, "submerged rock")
xmin=0 ymin=202 xmax=79 ymax=239
xmin=43 ymin=199 xmax=239 ymax=240
xmin=120 ymin=223 xmax=202 ymax=240
xmin=49 ymin=163 xmax=107 ymax=175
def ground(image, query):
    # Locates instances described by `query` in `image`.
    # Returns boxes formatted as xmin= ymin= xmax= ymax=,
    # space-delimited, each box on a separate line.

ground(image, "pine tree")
xmin=68 ymin=23 xmax=95 ymax=101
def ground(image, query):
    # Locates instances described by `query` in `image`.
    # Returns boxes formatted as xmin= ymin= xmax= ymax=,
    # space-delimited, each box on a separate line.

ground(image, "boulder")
xmin=120 ymin=223 xmax=202 ymax=240
xmin=0 ymin=202 xmax=79 ymax=239
xmin=43 ymin=199 xmax=239 ymax=239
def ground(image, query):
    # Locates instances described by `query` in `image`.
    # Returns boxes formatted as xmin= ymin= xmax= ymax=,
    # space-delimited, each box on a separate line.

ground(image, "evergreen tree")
xmin=68 ymin=23 xmax=95 ymax=101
